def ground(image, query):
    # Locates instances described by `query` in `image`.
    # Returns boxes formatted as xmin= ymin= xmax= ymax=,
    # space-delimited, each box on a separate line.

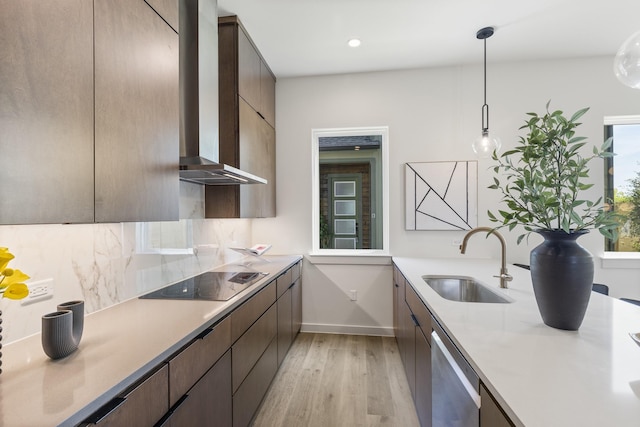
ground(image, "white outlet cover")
xmin=21 ymin=278 xmax=54 ymax=306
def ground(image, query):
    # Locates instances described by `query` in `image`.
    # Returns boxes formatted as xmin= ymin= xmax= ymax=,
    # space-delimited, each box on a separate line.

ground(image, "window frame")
xmin=311 ymin=126 xmax=390 ymax=256
xmin=602 ymin=115 xmax=640 ymax=266
xmin=135 ymin=220 xmax=194 ymax=255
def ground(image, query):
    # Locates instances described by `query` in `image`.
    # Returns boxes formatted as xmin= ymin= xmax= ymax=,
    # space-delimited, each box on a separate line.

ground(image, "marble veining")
xmin=0 ymin=182 xmax=253 ymax=344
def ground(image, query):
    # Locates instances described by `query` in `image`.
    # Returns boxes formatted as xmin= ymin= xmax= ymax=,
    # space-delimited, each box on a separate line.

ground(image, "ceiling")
xmin=217 ymin=0 xmax=640 ymax=79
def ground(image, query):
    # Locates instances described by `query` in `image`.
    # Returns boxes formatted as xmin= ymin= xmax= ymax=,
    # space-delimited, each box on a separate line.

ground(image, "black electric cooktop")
xmin=140 ymin=271 xmax=268 ymax=301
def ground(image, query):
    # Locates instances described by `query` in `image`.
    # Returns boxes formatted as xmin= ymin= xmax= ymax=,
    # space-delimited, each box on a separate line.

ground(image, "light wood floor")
xmin=252 ymin=333 xmax=421 ymax=427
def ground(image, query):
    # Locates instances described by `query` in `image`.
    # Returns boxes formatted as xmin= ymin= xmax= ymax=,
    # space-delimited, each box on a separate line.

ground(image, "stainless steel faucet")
xmin=460 ymin=227 xmax=513 ymax=289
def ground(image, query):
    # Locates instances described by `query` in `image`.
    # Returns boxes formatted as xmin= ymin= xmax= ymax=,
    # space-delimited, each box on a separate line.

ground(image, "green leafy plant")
xmin=488 ymin=101 xmax=620 ymax=244
xmin=319 ymin=214 xmax=331 ymax=249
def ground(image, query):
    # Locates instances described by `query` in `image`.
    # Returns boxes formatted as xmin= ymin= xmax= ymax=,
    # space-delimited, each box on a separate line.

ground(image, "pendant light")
xmin=614 ymin=30 xmax=640 ymax=89
xmin=472 ymin=26 xmax=501 ymax=157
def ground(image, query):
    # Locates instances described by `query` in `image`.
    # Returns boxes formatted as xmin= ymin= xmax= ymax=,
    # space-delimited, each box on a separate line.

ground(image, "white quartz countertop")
xmin=0 ymin=255 xmax=301 ymax=427
xmin=393 ymin=257 xmax=640 ymax=427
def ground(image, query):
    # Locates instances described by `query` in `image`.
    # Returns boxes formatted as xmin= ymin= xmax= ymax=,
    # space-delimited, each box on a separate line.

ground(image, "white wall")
xmin=253 ymin=55 xmax=640 ymax=335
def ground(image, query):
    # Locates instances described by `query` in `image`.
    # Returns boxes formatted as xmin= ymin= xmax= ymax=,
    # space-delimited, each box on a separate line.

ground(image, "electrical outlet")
xmin=21 ymin=278 xmax=54 ymax=305
xmin=349 ymin=290 xmax=357 ymax=301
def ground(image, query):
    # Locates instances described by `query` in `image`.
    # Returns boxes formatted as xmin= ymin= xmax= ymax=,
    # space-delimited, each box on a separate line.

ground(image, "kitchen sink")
xmin=422 ymin=275 xmax=513 ymax=303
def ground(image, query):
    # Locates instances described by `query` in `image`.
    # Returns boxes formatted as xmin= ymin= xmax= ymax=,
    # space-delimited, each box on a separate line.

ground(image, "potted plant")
xmin=487 ymin=101 xmax=619 ymax=330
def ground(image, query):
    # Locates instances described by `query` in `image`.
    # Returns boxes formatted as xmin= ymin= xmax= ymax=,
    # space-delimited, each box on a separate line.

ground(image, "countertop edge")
xmin=392 ymin=256 xmax=640 ymax=427
xmin=2 ymin=255 xmax=302 ymax=427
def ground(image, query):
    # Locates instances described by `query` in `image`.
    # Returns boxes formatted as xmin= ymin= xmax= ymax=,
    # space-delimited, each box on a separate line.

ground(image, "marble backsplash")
xmin=0 ymin=182 xmax=253 ymax=344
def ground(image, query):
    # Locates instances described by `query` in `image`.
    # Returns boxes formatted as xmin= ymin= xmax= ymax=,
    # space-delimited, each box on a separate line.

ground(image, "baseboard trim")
xmin=301 ymin=323 xmax=394 ymax=337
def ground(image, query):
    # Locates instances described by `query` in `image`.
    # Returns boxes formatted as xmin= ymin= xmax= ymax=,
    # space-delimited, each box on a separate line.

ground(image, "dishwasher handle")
xmin=432 ymin=328 xmax=481 ymax=408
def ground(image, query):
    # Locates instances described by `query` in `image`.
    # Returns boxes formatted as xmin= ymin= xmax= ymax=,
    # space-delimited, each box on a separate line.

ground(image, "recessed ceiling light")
xmin=348 ymin=38 xmax=361 ymax=48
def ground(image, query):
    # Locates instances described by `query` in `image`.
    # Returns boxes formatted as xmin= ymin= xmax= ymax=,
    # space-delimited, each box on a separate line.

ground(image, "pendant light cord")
xmin=482 ymin=36 xmax=489 ymax=132
xmin=476 ymin=26 xmax=494 ymax=134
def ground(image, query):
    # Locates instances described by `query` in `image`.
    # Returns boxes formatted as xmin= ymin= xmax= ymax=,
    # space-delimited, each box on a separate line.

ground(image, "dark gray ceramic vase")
xmin=42 ymin=300 xmax=84 ymax=360
xmin=530 ymin=230 xmax=593 ymax=331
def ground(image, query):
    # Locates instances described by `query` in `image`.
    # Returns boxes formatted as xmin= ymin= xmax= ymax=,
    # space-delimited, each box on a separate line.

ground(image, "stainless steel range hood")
xmin=178 ymin=0 xmax=266 ymax=185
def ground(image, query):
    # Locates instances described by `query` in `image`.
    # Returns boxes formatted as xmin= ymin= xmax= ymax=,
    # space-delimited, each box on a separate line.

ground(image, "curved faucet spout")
xmin=460 ymin=227 xmax=513 ymax=289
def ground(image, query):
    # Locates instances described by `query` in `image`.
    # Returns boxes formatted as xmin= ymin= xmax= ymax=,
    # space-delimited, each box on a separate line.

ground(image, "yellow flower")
xmin=0 ymin=248 xmax=29 ymax=301
xmin=0 ymin=269 xmax=29 ymax=290
xmin=3 ymin=283 xmax=29 ymax=300
xmin=0 ymin=247 xmax=15 ymax=272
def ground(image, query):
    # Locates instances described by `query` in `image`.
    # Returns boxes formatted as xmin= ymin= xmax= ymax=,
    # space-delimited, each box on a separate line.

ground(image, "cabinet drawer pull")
xmin=196 ymin=327 xmax=215 ymax=340
xmin=395 ymin=283 xmax=399 ymax=288
xmin=156 ymin=394 xmax=190 ymax=427
xmin=410 ymin=313 xmax=420 ymax=327
xmin=171 ymin=393 xmax=190 ymax=410
xmin=85 ymin=397 xmax=126 ymax=424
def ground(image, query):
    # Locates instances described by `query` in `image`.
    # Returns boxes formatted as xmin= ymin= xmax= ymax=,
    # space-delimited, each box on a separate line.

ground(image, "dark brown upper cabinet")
xmin=94 ymin=0 xmax=179 ymax=223
xmin=0 ymin=0 xmax=179 ymax=225
xmin=0 ymin=0 xmax=95 ymax=224
xmin=206 ymin=16 xmax=276 ymax=218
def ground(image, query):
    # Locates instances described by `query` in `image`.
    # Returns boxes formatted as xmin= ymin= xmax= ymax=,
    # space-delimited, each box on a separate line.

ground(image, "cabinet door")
xmin=291 ymin=277 xmax=302 ymax=336
xmin=238 ymin=98 xmax=276 ymax=217
xmin=237 ymin=27 xmax=261 ymax=110
xmin=232 ymin=304 xmax=277 ymax=392
xmin=94 ymin=0 xmax=179 ymax=222
xmin=480 ymin=384 xmax=514 ymax=427
xmin=260 ymin=61 xmax=276 ymax=127
xmin=277 ymin=287 xmax=293 ymax=366
xmin=258 ymin=118 xmax=276 ymax=217
xmin=82 ymin=364 xmax=169 ymax=426
xmin=415 ymin=328 xmax=432 ymax=427
xmin=402 ymin=300 xmax=416 ymax=398
xmin=393 ymin=266 xmax=400 ymax=341
xmin=231 ymin=280 xmax=277 ymax=343
xmin=233 ymin=337 xmax=278 ymax=427
xmin=161 ymin=350 xmax=232 ymax=427
xmin=396 ymin=274 xmax=407 ymax=364
xmin=144 ymin=0 xmax=178 ymax=32
xmin=0 ymin=0 xmax=94 ymax=224
xmin=407 ymin=285 xmax=431 ymax=345
xmin=276 ymin=268 xmax=294 ymax=298
xmin=168 ymin=316 xmax=231 ymax=407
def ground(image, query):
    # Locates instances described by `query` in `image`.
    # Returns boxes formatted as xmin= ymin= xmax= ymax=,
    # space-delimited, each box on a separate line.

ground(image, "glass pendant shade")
xmin=614 ymin=30 xmax=640 ymax=89
xmin=472 ymin=131 xmax=501 ymax=158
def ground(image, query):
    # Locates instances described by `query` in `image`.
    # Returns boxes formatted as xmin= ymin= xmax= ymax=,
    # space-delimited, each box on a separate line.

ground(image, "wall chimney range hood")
xmin=178 ymin=0 xmax=266 ymax=185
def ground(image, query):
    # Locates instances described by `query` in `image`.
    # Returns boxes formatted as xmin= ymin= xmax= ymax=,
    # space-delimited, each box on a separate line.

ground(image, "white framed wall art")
xmin=405 ymin=161 xmax=478 ymax=231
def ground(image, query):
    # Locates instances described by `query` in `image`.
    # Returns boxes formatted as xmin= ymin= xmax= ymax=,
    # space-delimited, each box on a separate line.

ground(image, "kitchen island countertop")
xmin=393 ymin=257 xmax=640 ymax=427
xmin=0 ymin=255 xmax=301 ymax=427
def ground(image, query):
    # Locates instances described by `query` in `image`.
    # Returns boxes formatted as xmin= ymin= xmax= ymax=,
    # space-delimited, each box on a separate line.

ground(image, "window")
xmin=311 ymin=127 xmax=389 ymax=254
xmin=136 ymin=220 xmax=194 ymax=255
xmin=604 ymin=116 xmax=640 ymax=252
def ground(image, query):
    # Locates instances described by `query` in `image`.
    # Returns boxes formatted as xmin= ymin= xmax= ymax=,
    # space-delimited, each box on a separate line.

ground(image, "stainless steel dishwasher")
xmin=431 ymin=321 xmax=480 ymax=427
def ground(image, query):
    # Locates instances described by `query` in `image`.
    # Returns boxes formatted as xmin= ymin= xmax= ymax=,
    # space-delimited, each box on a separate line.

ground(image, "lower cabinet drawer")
xmin=406 ymin=285 xmax=431 ymax=342
xmin=277 ymin=287 xmax=293 ymax=366
xmin=231 ymin=280 xmax=276 ymax=343
xmin=276 ymin=267 xmax=293 ymax=298
xmin=291 ymin=260 xmax=301 ymax=282
xmin=158 ymin=350 xmax=232 ymax=427
xmin=169 ymin=315 xmax=231 ymax=406
xmin=80 ymin=364 xmax=169 ymax=426
xmin=232 ymin=303 xmax=277 ymax=392
xmin=232 ymin=337 xmax=278 ymax=427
